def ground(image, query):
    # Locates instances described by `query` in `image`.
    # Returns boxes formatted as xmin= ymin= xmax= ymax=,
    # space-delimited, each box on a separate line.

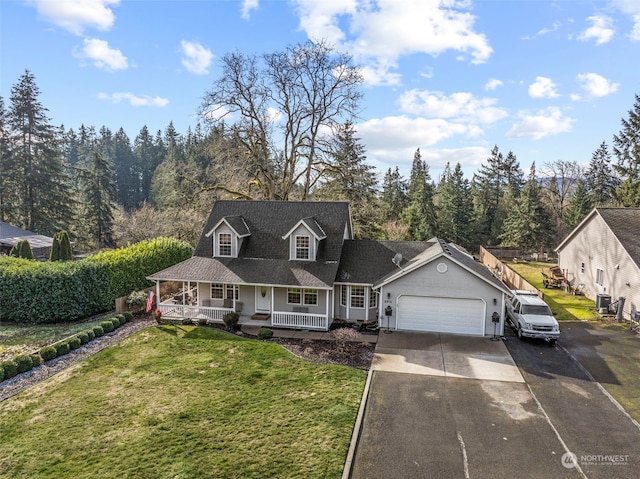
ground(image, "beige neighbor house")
xmin=147 ymin=200 xmax=510 ymax=336
xmin=556 ymin=208 xmax=640 ymax=321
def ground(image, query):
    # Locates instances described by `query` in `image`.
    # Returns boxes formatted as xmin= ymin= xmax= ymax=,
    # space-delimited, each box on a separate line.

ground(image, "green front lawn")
xmin=0 ymin=326 xmax=366 ymax=478
xmin=0 ymin=318 xmax=109 ymax=360
xmin=508 ymin=261 xmax=598 ymax=321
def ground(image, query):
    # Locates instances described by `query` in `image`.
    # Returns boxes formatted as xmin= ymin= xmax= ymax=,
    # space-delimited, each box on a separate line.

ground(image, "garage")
xmin=397 ymin=295 xmax=485 ymax=336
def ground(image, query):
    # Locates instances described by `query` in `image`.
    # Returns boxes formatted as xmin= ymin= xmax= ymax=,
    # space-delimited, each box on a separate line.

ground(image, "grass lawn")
xmin=0 ymin=318 xmax=109 ymax=360
xmin=508 ymin=261 xmax=598 ymax=321
xmin=0 ymin=326 xmax=366 ymax=478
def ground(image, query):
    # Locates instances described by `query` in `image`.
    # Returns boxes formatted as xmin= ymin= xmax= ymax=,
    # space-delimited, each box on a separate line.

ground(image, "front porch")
xmin=157 ymin=302 xmax=332 ymax=330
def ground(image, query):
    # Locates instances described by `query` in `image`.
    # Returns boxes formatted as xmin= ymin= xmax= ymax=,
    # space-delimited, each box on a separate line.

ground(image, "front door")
xmin=255 ymin=286 xmax=271 ymax=312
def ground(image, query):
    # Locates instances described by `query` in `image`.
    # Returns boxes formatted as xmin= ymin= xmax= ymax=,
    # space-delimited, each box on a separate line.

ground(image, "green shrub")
xmin=77 ymin=332 xmax=90 ymax=345
xmin=123 ymin=311 xmax=133 ymax=321
xmin=55 ymin=342 xmax=71 ymax=357
xmin=182 ymin=318 xmax=193 ymax=326
xmin=0 ymin=237 xmax=193 ymax=323
xmin=68 ymin=337 xmax=82 ymax=350
xmin=257 ymin=328 xmax=274 ymax=340
xmin=223 ymin=312 xmax=240 ymax=330
xmin=198 ymin=317 xmax=208 ymax=326
xmin=101 ymin=320 xmax=115 ymax=333
xmin=93 ymin=326 xmax=104 ymax=338
xmin=40 ymin=346 xmax=57 ymax=361
xmin=2 ymin=360 xmax=19 ymax=379
xmin=30 ymin=353 xmax=43 ymax=367
xmin=15 ymin=355 xmax=34 ymax=374
xmin=86 ymin=329 xmax=96 ymax=341
xmin=116 ymin=313 xmax=127 ymax=325
xmin=111 ymin=317 xmax=122 ymax=328
xmin=0 ymin=367 xmax=4 ymax=382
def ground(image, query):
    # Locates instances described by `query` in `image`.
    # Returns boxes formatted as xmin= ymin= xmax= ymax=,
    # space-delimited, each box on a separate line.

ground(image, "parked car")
xmin=506 ymin=290 xmax=560 ymax=344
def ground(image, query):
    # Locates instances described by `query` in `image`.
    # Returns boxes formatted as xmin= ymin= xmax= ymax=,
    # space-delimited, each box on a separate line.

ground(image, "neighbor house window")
xmin=596 ymin=268 xmax=604 ymax=286
xmin=340 ymin=285 xmax=347 ymax=307
xmin=350 ymin=286 xmax=365 ymax=308
xmin=303 ymin=289 xmax=318 ymax=306
xmin=580 ymin=262 xmax=585 ymax=274
xmin=211 ymin=283 xmax=224 ymax=299
xmin=287 ymin=288 xmax=302 ymax=304
xmin=295 ymin=235 xmax=310 ymax=260
xmin=369 ymin=289 xmax=378 ymax=308
xmin=218 ymin=233 xmax=232 ymax=256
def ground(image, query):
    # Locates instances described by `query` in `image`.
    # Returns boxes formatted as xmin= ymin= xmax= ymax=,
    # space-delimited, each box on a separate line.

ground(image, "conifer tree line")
xmin=2 ymin=65 xmax=639 ymax=254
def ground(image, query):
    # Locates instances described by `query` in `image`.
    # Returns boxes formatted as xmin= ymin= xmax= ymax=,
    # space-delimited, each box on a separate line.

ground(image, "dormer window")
xmin=218 ymin=233 xmax=232 ymax=257
xmin=295 ymin=235 xmax=310 ymax=260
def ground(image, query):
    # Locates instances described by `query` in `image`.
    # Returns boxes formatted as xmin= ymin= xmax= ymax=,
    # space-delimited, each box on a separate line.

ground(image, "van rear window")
xmin=521 ymin=305 xmax=552 ymax=315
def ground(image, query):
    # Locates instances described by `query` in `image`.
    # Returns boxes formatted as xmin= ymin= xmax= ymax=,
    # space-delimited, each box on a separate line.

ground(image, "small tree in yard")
xmin=9 ymin=240 xmax=34 ymax=259
xmin=330 ymin=327 xmax=362 ymax=353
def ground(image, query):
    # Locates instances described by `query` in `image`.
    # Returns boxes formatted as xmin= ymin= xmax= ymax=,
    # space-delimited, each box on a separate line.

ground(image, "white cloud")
xmin=485 ymin=78 xmax=503 ymax=91
xmin=578 ymin=15 xmax=615 ymax=45
xmin=241 ymin=0 xmax=259 ymax=20
xmin=576 ymin=72 xmax=620 ymax=97
xmin=30 ymin=0 xmax=119 ymax=35
xmin=528 ymin=76 xmax=559 ymax=99
xmin=291 ymin=0 xmax=492 ymax=85
xmin=180 ymin=40 xmax=214 ymax=75
xmin=76 ymin=38 xmax=127 ymax=71
xmin=98 ymin=92 xmax=169 ymax=107
xmin=612 ymin=1 xmax=640 ymax=40
xmin=506 ymin=107 xmax=574 ymax=140
xmin=398 ymin=90 xmax=508 ymax=124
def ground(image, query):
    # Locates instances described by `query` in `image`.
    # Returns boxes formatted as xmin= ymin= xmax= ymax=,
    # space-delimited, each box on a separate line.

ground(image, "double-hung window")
xmin=295 ymin=235 xmax=310 ymax=260
xmin=350 ymin=286 xmax=365 ymax=308
xmin=218 ymin=233 xmax=232 ymax=257
xmin=211 ymin=283 xmax=224 ymax=299
xmin=596 ymin=268 xmax=604 ymax=286
xmin=340 ymin=285 xmax=347 ymax=307
xmin=303 ymin=289 xmax=318 ymax=306
xmin=369 ymin=289 xmax=378 ymax=308
xmin=287 ymin=288 xmax=302 ymax=304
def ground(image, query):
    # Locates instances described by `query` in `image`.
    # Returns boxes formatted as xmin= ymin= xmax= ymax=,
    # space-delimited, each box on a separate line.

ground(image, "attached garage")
xmin=397 ymin=295 xmax=485 ymax=336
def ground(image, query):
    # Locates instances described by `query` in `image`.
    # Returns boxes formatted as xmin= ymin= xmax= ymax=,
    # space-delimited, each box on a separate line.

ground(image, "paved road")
xmin=350 ymin=329 xmax=640 ymax=479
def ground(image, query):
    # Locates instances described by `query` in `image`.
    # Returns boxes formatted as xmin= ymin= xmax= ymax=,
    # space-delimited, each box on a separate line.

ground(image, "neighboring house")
xmin=148 ymin=201 xmax=510 ymax=336
xmin=0 ymin=222 xmax=53 ymax=260
xmin=556 ymin=207 xmax=640 ymax=322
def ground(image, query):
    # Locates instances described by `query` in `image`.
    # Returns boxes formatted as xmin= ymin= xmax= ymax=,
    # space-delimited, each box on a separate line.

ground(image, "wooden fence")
xmin=479 ymin=246 xmax=544 ymax=298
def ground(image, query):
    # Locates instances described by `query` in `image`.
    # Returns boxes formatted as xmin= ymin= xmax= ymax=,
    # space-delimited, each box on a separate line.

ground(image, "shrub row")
xmin=0 ymin=238 xmax=192 ymax=323
xmin=0 ymin=312 xmax=133 ymax=384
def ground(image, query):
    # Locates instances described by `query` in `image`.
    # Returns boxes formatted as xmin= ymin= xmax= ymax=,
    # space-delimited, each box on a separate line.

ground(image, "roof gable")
xmin=282 ymin=217 xmax=327 ymax=241
xmin=205 ymin=216 xmax=251 ymax=238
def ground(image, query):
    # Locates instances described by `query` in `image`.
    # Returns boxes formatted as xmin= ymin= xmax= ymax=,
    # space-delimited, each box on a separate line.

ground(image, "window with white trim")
xmin=369 ymin=289 xmax=378 ymax=308
xmin=596 ymin=268 xmax=604 ymax=286
xmin=218 ymin=233 xmax=232 ymax=257
xmin=295 ymin=235 xmax=310 ymax=260
xmin=340 ymin=285 xmax=347 ymax=307
xmin=303 ymin=289 xmax=318 ymax=306
xmin=211 ymin=283 xmax=224 ymax=299
xmin=225 ymin=284 xmax=238 ymax=300
xmin=287 ymin=288 xmax=302 ymax=304
xmin=350 ymin=286 xmax=365 ymax=308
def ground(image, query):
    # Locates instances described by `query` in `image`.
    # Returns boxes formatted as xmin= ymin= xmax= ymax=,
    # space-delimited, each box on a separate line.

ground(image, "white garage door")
xmin=397 ymin=296 xmax=485 ymax=336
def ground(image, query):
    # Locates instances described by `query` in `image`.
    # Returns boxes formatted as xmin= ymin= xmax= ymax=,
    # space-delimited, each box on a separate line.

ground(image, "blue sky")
xmin=2 ymin=0 xmax=639 ymax=180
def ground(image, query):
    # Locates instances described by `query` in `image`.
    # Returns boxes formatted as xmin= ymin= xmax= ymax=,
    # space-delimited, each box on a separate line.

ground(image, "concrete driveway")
xmin=349 ymin=330 xmax=640 ymax=479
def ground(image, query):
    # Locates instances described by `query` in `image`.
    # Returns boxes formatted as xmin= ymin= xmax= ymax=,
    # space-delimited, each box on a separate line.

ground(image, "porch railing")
xmin=271 ymin=311 xmax=328 ymax=331
xmin=158 ymin=302 xmax=233 ymax=322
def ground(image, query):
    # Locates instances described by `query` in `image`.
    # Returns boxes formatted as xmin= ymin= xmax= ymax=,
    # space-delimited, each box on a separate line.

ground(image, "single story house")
xmin=148 ymin=201 xmax=510 ymax=336
xmin=556 ymin=207 xmax=640 ymax=321
xmin=0 ymin=222 xmax=53 ymax=260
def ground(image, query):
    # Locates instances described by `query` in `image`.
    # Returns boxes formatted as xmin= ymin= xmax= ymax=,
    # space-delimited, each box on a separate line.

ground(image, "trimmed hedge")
xmin=2 ymin=360 xmax=18 ymax=379
xmin=123 ymin=311 xmax=133 ymax=321
xmin=101 ymin=320 xmax=115 ymax=333
xmin=93 ymin=326 xmax=104 ymax=338
xmin=31 ymin=353 xmax=43 ymax=367
xmin=15 ymin=355 xmax=34 ymax=374
xmin=86 ymin=329 xmax=96 ymax=341
xmin=77 ymin=332 xmax=90 ymax=345
xmin=68 ymin=337 xmax=82 ymax=350
xmin=55 ymin=342 xmax=70 ymax=357
xmin=0 ymin=237 xmax=193 ymax=323
xmin=0 ymin=367 xmax=4 ymax=382
xmin=40 ymin=346 xmax=57 ymax=362
xmin=257 ymin=327 xmax=274 ymax=340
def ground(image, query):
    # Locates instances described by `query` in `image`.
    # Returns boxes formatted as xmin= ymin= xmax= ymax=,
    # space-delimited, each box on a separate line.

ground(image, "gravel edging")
xmin=0 ymin=317 xmax=155 ymax=403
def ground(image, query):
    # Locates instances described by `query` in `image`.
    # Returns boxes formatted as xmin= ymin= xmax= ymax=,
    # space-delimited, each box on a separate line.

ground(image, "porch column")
xmin=155 ymin=281 xmax=160 ymax=310
xmin=326 ymin=289 xmax=330 ymax=325
xmin=271 ymin=286 xmax=275 ymax=313
xmin=365 ymin=286 xmax=369 ymax=322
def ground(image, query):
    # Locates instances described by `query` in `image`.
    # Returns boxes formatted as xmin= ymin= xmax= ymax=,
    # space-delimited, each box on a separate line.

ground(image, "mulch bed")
xmin=273 ymin=338 xmax=375 ymax=370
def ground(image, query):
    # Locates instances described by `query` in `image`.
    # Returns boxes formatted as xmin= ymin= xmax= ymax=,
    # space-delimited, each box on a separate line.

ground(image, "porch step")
xmin=251 ymin=313 xmax=271 ymax=321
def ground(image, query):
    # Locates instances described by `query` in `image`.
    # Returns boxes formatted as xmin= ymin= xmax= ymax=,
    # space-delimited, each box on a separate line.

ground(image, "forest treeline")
xmin=2 ymin=43 xmax=639 ymax=254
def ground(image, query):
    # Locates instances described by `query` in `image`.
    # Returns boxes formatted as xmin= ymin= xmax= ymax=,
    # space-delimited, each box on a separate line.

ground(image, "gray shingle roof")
xmin=598 ymin=208 xmax=640 ymax=267
xmin=223 ymin=216 xmax=251 ymax=237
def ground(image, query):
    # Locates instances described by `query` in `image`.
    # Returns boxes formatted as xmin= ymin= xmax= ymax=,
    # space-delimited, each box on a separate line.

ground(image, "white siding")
xmin=558 ymin=213 xmax=640 ymax=320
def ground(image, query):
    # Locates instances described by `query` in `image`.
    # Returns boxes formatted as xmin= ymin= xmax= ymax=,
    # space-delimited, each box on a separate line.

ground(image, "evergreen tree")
xmin=133 ymin=125 xmax=165 ymax=206
xmin=436 ymin=162 xmax=473 ymax=248
xmin=6 ymin=70 xmax=74 ymax=234
xmin=314 ymin=122 xmax=379 ymax=238
xmin=9 ymin=239 xmax=34 ymax=259
xmin=402 ymin=148 xmax=437 ymax=240
xmin=564 ymin=179 xmax=592 ymax=231
xmin=586 ymin=141 xmax=619 ymax=206
xmin=500 ymin=163 xmax=554 ymax=252
xmin=49 ymin=230 xmax=73 ymax=261
xmin=380 ymin=167 xmax=408 ymax=222
xmin=0 ymin=96 xmax=12 ymax=223
xmin=81 ymin=148 xmax=117 ymax=249
xmin=112 ymin=128 xmax=136 ymax=210
xmin=612 ymin=96 xmax=640 ymax=206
